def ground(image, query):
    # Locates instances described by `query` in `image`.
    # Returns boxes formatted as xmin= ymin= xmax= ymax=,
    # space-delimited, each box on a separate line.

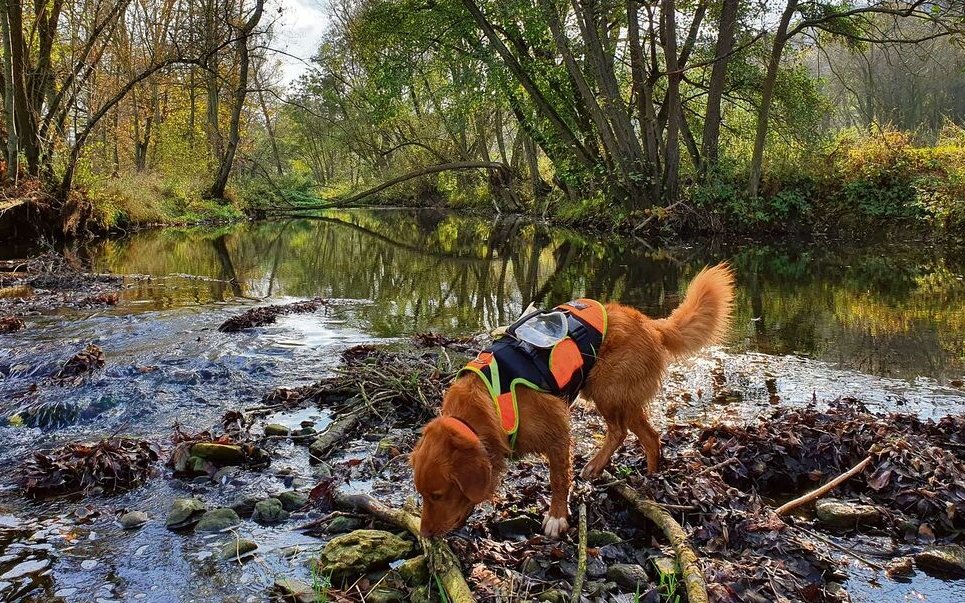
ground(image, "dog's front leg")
xmin=542 ymin=445 xmax=572 ymax=538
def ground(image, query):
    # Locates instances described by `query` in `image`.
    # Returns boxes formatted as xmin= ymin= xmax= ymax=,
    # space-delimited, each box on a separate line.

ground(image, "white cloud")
xmin=271 ymin=0 xmax=329 ymax=86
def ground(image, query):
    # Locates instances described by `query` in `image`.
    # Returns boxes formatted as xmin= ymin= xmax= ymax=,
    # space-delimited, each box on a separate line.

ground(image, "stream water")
xmin=1 ymin=208 xmax=964 ymax=602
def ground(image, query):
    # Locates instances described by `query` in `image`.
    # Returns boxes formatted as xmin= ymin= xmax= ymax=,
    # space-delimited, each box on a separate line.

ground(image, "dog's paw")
xmin=542 ymin=513 xmax=569 ymax=538
xmin=580 ymin=460 xmax=605 ymax=479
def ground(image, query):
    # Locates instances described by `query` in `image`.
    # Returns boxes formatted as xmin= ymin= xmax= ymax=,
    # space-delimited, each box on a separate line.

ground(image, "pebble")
xmin=118 ymin=511 xmax=149 ymax=530
xmin=81 ymin=559 xmax=98 ymax=570
xmin=0 ymin=558 xmax=50 ymax=580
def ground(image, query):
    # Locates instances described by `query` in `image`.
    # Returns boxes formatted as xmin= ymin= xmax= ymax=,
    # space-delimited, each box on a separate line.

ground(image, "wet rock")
xmin=196 ymin=508 xmax=241 ymax=532
xmin=230 ymin=494 xmax=261 ymax=518
xmin=118 ymin=511 xmax=149 ymax=530
xmin=313 ymin=462 xmax=333 ymax=479
xmin=273 ymin=577 xmax=318 ymax=603
xmin=562 ymin=556 xmax=606 ymax=579
xmin=0 ymin=558 xmax=50 ymax=580
xmin=212 ymin=466 xmax=241 ymax=483
xmin=826 ymin=582 xmax=849 ymax=601
xmin=815 ymin=499 xmax=881 ymax=528
xmin=914 ymin=544 xmax=965 ymax=576
xmin=494 ymin=515 xmax=541 ymax=538
xmin=81 ymin=559 xmax=98 ymax=570
xmin=265 ymin=424 xmax=290 ymax=437
xmin=220 ymin=538 xmax=258 ymax=560
xmin=367 ymin=587 xmax=405 ymax=603
xmin=278 ymin=491 xmax=309 ymax=511
xmin=885 ymin=556 xmax=914 ymax=577
xmin=166 ymin=497 xmax=206 ymax=529
xmin=315 ymin=529 xmax=414 ymax=577
xmin=587 ymin=529 xmax=621 ymax=547
xmin=326 ymin=516 xmax=363 ymax=534
xmin=607 ymin=563 xmax=649 ymax=590
xmin=398 ymin=555 xmax=429 ymax=584
xmin=191 ymin=443 xmax=245 ymax=465
xmin=252 ymin=498 xmax=290 ymax=524
xmin=188 ymin=456 xmax=206 ymax=473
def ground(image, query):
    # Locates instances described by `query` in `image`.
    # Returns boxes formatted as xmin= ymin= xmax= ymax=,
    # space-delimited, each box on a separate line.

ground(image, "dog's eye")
xmin=430 ymin=492 xmax=443 ymax=501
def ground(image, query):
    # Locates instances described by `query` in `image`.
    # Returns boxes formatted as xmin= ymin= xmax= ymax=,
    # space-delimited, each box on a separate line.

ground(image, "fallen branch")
xmin=570 ymin=501 xmax=588 ymax=603
xmin=331 ymin=490 xmax=475 ymax=602
xmin=605 ymin=473 xmax=708 ymax=603
xmin=774 ymin=455 xmax=873 ymax=517
xmin=308 ymin=408 xmax=373 ymax=463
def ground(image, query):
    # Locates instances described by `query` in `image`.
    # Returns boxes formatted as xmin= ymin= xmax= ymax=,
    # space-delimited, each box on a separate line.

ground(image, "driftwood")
xmin=331 ymin=490 xmax=475 ymax=602
xmin=606 ymin=475 xmax=708 ymax=603
xmin=570 ymin=502 xmax=588 ymax=603
xmin=308 ymin=408 xmax=373 ymax=463
xmin=774 ymin=455 xmax=873 ymax=516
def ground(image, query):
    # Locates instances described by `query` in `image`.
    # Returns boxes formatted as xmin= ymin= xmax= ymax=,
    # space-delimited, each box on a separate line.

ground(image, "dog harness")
xmin=459 ymin=299 xmax=607 ymax=449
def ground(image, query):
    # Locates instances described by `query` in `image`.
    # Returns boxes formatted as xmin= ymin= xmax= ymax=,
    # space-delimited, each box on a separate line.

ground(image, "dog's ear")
xmin=451 ymin=446 xmax=492 ymax=504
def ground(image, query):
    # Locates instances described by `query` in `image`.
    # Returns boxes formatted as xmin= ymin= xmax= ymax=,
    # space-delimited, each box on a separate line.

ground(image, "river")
xmin=1 ymin=208 xmax=963 ymax=601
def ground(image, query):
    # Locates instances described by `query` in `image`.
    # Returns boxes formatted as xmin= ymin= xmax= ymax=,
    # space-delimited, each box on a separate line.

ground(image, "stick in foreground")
xmin=331 ymin=489 xmax=476 ymax=602
xmin=606 ymin=475 xmax=708 ymax=603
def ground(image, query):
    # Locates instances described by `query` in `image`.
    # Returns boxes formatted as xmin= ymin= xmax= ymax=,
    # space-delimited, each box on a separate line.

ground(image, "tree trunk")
xmin=0 ymin=0 xmax=17 ymax=181
xmin=700 ymin=0 xmax=738 ymax=175
xmin=208 ymin=0 xmax=265 ymax=200
xmin=253 ymin=66 xmax=283 ymax=176
xmin=661 ymin=0 xmax=682 ymax=202
xmin=748 ymin=0 xmax=798 ymax=198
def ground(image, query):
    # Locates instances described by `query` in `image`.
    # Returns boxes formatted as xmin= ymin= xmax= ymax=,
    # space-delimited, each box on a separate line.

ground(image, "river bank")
xmin=1 ymin=209 xmax=964 ymax=601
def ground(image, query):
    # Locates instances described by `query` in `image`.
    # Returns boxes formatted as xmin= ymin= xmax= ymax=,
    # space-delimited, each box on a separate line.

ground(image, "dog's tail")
xmin=653 ymin=263 xmax=735 ymax=358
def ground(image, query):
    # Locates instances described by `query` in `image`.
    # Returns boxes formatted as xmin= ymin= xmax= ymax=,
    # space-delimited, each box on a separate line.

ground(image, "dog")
xmin=411 ymin=263 xmax=734 ymax=538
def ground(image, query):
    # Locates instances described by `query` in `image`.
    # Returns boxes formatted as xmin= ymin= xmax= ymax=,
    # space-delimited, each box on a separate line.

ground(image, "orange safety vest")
xmin=460 ymin=299 xmax=607 ymax=449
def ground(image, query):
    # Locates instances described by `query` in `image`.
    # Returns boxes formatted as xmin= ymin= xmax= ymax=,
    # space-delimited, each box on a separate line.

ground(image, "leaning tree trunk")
xmin=748 ymin=0 xmax=798 ymax=198
xmin=207 ymin=0 xmax=264 ymax=200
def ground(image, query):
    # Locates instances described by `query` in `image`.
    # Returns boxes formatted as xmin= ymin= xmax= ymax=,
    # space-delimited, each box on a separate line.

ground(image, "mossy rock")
xmin=195 ymin=508 xmax=241 ymax=532
xmin=253 ymin=498 xmax=290 ymax=524
xmin=398 ymin=555 xmax=429 ymax=585
xmin=314 ymin=529 xmax=414 ymax=578
xmin=278 ymin=490 xmax=309 ymax=511
xmin=191 ymin=442 xmax=245 ymax=465
xmin=915 ymin=544 xmax=965 ymax=576
xmin=815 ymin=499 xmax=881 ymax=528
xmin=165 ymin=497 xmax=206 ymax=529
xmin=220 ymin=538 xmax=258 ymax=560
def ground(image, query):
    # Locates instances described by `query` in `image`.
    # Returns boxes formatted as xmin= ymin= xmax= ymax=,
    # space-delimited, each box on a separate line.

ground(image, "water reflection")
xmin=85 ymin=208 xmax=965 ymax=382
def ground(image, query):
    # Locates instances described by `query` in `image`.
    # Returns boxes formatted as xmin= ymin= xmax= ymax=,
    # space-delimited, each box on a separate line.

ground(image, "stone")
xmin=398 ymin=555 xmax=429 ymax=584
xmin=587 ymin=529 xmax=621 ymax=547
xmin=915 ymin=544 xmax=965 ymax=576
xmin=537 ymin=589 xmax=567 ymax=603
xmin=118 ymin=511 xmax=149 ymax=530
xmin=315 ymin=529 xmax=414 ymax=577
xmin=212 ymin=466 xmax=241 ymax=483
xmin=313 ymin=462 xmax=333 ymax=479
xmin=278 ymin=490 xmax=309 ymax=511
xmin=196 ymin=508 xmax=242 ymax=532
xmin=885 ymin=556 xmax=914 ymax=578
xmin=265 ymin=424 xmax=291 ymax=437
xmin=651 ymin=556 xmax=677 ymax=578
xmin=220 ymin=538 xmax=258 ymax=560
xmin=252 ymin=498 xmax=290 ymax=524
xmin=366 ymin=587 xmax=405 ymax=603
xmin=495 ymin=515 xmax=541 ymax=538
xmin=230 ymin=494 xmax=262 ymax=518
xmin=191 ymin=443 xmax=245 ymax=465
xmin=273 ymin=577 xmax=318 ymax=603
xmin=326 ymin=516 xmax=363 ymax=534
xmin=607 ymin=564 xmax=649 ymax=590
xmin=165 ymin=498 xmax=206 ymax=529
xmin=0 ymin=559 xmax=50 ymax=580
xmin=815 ymin=499 xmax=881 ymax=528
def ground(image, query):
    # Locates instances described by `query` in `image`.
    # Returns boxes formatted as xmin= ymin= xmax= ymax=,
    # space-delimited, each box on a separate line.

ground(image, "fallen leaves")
xmin=22 ymin=437 xmax=160 ymax=497
xmin=218 ymin=297 xmax=328 ymax=332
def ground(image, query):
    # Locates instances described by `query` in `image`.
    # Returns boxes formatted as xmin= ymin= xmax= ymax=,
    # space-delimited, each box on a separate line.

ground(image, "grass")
xmin=655 ymin=561 xmax=681 ymax=603
xmin=310 ymin=563 xmax=332 ymax=602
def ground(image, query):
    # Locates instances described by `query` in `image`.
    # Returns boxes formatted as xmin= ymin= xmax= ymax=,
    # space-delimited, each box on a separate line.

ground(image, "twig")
xmin=695 ymin=457 xmax=739 ymax=477
xmin=330 ymin=490 xmax=475 ymax=602
xmin=794 ymin=526 xmax=886 ymax=571
xmin=570 ymin=502 xmax=588 ymax=603
xmin=774 ymin=455 xmax=873 ymax=516
xmin=604 ymin=472 xmax=708 ymax=603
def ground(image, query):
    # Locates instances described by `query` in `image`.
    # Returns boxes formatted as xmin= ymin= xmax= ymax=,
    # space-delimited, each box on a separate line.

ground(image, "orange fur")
xmin=411 ymin=263 xmax=735 ymax=538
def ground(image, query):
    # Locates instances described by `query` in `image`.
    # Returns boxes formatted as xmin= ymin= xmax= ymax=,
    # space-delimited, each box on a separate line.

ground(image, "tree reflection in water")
xmin=87 ymin=208 xmax=965 ymax=382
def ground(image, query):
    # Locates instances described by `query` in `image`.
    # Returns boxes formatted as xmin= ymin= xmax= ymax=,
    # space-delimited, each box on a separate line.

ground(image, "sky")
xmin=271 ymin=0 xmax=330 ymax=86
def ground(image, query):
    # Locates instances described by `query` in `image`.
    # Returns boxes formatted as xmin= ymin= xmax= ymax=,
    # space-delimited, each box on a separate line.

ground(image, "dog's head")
xmin=411 ymin=417 xmax=493 ymax=537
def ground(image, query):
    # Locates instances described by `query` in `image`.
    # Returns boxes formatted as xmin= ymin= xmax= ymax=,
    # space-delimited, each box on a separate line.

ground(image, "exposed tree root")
xmin=570 ymin=501 xmax=588 ymax=603
xmin=330 ymin=490 xmax=475 ymax=602
xmin=606 ymin=474 xmax=708 ymax=603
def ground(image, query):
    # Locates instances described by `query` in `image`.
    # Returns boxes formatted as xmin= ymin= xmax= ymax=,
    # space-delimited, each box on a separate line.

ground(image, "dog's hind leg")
xmin=580 ymin=417 xmax=628 ymax=478
xmin=628 ymin=412 xmax=661 ymax=473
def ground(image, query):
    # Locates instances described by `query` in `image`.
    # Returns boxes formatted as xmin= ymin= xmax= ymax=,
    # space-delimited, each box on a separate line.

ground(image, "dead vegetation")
xmin=218 ymin=297 xmax=329 ymax=332
xmin=0 ymin=316 xmax=25 ymax=333
xmin=22 ymin=437 xmax=160 ymax=497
